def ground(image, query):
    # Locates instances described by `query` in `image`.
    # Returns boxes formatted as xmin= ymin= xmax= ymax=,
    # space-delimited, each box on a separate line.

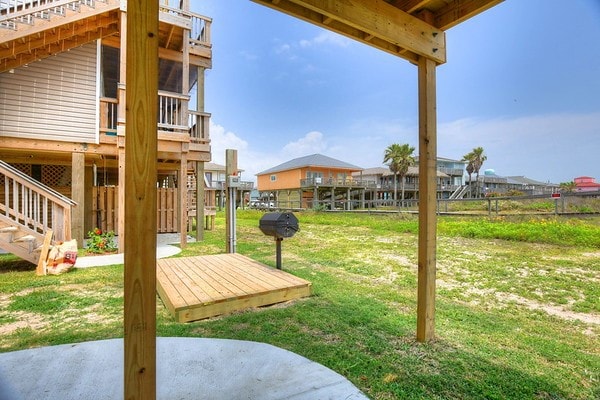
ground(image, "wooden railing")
xmin=0 ymin=160 xmax=75 ymax=241
xmin=100 ymin=95 xmax=210 ymax=145
xmin=158 ymin=90 xmax=188 ymax=133
xmin=0 ymin=0 xmax=105 ymax=29
xmin=301 ymin=178 xmax=378 ymax=188
xmin=189 ymin=110 xmax=210 ymax=145
xmin=157 ymin=2 xmax=211 ymax=48
xmin=99 ymin=97 xmax=118 ymax=136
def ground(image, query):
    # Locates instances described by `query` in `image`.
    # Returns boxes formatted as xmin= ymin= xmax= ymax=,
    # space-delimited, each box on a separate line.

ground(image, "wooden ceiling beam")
xmin=252 ymin=0 xmax=445 ymax=64
xmin=389 ymin=0 xmax=429 ymax=14
xmin=434 ymin=0 xmax=504 ymax=30
xmin=0 ymin=13 xmax=118 ymax=59
xmin=0 ymin=24 xmax=119 ymax=72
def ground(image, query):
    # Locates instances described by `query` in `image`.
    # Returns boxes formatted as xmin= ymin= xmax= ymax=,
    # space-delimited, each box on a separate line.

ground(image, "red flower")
xmin=94 ymin=228 xmax=102 ymax=235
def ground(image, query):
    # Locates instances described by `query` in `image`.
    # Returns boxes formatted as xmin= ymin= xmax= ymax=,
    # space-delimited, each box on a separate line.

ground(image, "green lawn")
xmin=1 ymin=211 xmax=598 ymax=399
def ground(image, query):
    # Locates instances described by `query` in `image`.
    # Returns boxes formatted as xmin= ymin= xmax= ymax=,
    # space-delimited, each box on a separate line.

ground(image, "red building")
xmin=574 ymin=176 xmax=600 ymax=192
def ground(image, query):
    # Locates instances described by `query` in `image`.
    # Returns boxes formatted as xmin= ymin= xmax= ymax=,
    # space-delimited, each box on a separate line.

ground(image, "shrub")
xmin=86 ymin=228 xmax=117 ymax=254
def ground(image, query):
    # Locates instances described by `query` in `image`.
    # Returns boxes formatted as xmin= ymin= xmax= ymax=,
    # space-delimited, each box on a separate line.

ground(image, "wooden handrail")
xmin=0 ymin=0 xmax=99 ymax=22
xmin=0 ymin=160 xmax=75 ymax=241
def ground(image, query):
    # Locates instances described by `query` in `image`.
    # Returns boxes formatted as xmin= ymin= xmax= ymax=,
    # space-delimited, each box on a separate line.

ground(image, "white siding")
xmin=0 ymin=42 xmax=98 ymax=143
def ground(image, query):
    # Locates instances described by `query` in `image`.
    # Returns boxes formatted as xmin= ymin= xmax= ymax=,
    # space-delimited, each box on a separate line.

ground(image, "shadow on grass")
xmin=0 ymin=254 xmax=36 ymax=273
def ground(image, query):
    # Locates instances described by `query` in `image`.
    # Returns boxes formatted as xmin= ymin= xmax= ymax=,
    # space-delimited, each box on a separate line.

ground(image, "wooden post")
xmin=71 ymin=152 xmax=85 ymax=247
xmin=195 ymin=67 xmax=206 ymax=241
xmin=179 ymin=17 xmax=190 ymax=248
xmin=196 ymin=161 xmax=205 ymax=241
xmin=179 ymin=154 xmax=188 ymax=248
xmin=124 ymin=0 xmax=158 ymax=398
xmin=117 ymin=10 xmax=127 ymax=253
xmin=417 ymin=56 xmax=437 ymax=342
xmin=84 ymin=166 xmax=94 ymax=235
xmin=225 ymin=149 xmax=237 ymax=253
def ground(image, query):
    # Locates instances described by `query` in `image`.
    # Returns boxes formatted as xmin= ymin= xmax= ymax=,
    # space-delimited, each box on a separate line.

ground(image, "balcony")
xmin=301 ymin=178 xmax=378 ymax=189
xmin=99 ymin=93 xmax=210 ymax=153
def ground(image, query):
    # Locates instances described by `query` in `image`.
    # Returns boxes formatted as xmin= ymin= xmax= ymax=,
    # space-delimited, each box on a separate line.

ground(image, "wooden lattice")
xmin=42 ymin=165 xmax=71 ymax=187
xmin=1 ymin=163 xmax=32 ymax=186
xmin=12 ymin=164 xmax=32 ymax=175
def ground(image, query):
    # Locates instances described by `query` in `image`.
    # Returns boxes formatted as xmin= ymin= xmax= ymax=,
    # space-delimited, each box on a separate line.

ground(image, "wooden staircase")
xmin=0 ymin=160 xmax=76 ymax=274
xmin=0 ymin=0 xmax=120 ymax=72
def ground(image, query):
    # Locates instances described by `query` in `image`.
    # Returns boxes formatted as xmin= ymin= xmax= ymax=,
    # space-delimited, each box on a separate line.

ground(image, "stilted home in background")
xmin=0 ymin=0 xmax=213 ymax=260
xmin=204 ymin=162 xmax=254 ymax=209
xmin=354 ymin=157 xmax=467 ymax=204
xmin=256 ymin=153 xmax=373 ymax=210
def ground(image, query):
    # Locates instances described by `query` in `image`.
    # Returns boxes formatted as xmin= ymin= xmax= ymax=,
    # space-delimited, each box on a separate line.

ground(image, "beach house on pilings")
xmin=0 ymin=0 xmax=212 ymax=265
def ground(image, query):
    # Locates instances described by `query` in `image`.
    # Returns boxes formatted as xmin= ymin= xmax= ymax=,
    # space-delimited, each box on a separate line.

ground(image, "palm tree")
xmin=559 ymin=181 xmax=576 ymax=193
xmin=463 ymin=147 xmax=486 ymax=198
xmin=471 ymin=147 xmax=487 ymax=198
xmin=384 ymin=143 xmax=415 ymax=206
xmin=462 ymin=151 xmax=475 ymax=198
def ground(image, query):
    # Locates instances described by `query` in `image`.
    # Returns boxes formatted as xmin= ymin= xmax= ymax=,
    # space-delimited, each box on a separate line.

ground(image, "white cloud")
xmin=209 ymin=112 xmax=600 ymax=186
xmin=275 ymin=43 xmax=291 ymax=55
xmin=300 ymin=31 xmax=351 ymax=48
xmin=209 ymin=122 xmax=249 ymax=165
xmin=438 ymin=112 xmax=600 ymax=182
xmin=281 ymin=131 xmax=327 ymax=158
xmin=239 ymin=50 xmax=258 ymax=61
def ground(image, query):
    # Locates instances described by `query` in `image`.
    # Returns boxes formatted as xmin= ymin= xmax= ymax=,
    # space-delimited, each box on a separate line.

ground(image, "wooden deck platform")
xmin=156 ymin=253 xmax=312 ymax=322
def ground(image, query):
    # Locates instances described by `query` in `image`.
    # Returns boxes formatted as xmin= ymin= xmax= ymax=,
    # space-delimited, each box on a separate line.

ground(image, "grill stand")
xmin=275 ymin=238 xmax=283 ymax=269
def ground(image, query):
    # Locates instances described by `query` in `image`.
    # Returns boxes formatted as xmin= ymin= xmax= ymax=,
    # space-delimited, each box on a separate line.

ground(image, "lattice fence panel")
xmin=42 ymin=165 xmax=71 ymax=187
xmin=0 ymin=163 xmax=32 ymax=186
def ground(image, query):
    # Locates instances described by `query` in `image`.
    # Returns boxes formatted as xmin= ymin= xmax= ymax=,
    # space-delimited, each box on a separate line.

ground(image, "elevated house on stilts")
xmin=0 ymin=0 xmax=213 ymax=267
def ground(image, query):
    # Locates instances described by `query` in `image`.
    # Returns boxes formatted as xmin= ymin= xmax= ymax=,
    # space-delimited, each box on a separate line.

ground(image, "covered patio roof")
xmin=123 ymin=0 xmax=505 ymax=397
xmin=252 ymin=0 xmax=503 ymax=64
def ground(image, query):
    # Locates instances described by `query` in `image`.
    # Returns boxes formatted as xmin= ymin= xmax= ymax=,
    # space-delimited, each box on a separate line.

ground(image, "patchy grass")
xmin=1 ymin=211 xmax=599 ymax=399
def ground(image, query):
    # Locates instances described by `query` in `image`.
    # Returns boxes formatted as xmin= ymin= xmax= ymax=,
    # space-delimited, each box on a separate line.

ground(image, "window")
xmin=270 ymin=175 xmax=277 ymax=182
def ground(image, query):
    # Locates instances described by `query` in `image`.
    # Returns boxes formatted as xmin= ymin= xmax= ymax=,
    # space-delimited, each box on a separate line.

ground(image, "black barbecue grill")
xmin=259 ymin=212 xmax=299 ymax=269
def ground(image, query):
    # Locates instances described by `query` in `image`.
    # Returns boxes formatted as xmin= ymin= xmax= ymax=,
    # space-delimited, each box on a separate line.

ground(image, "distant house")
xmin=574 ymin=176 xmax=600 ymax=192
xmin=256 ymin=154 xmax=366 ymax=209
xmin=203 ymin=163 xmax=254 ymax=209
xmin=476 ymin=170 xmax=558 ymax=196
xmin=354 ymin=157 xmax=466 ymax=201
xmin=505 ymin=176 xmax=558 ymax=195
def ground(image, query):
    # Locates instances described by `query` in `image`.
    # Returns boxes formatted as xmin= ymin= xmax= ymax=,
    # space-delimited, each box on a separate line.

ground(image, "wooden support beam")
xmin=417 ymin=56 xmax=437 ymax=342
xmin=196 ymin=161 xmax=205 ymax=241
xmin=71 ymin=152 xmax=85 ymax=248
xmin=434 ymin=0 xmax=504 ymax=30
xmin=179 ymin=154 xmax=188 ymax=248
xmin=251 ymin=0 xmax=445 ymax=64
xmin=124 ymin=0 xmax=158 ymax=398
xmin=117 ymin=10 xmax=127 ymax=254
xmin=225 ymin=149 xmax=237 ymax=253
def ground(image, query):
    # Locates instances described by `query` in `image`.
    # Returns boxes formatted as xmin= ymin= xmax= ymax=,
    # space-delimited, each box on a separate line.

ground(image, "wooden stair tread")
xmin=14 ymin=235 xmax=36 ymax=242
xmin=0 ymin=227 xmax=19 ymax=233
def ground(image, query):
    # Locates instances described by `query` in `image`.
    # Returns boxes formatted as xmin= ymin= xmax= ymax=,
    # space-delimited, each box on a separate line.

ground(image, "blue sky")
xmin=192 ymin=0 xmax=600 ymax=184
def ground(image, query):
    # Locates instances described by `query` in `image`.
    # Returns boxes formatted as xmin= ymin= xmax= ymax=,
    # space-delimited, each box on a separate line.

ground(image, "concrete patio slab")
xmin=0 ymin=337 xmax=368 ymax=400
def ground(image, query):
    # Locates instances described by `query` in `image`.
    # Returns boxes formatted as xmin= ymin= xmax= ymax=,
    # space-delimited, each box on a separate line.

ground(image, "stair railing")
xmin=0 ymin=160 xmax=76 ymax=241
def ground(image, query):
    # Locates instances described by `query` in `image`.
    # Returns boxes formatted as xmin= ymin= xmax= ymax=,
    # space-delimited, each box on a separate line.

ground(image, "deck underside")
xmin=157 ymin=253 xmax=312 ymax=323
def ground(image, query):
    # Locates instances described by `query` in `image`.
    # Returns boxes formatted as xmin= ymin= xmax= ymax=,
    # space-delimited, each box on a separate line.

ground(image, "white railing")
xmin=190 ymin=13 xmax=210 ymax=45
xmin=0 ymin=160 xmax=75 ymax=241
xmin=158 ymin=90 xmax=188 ymax=132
